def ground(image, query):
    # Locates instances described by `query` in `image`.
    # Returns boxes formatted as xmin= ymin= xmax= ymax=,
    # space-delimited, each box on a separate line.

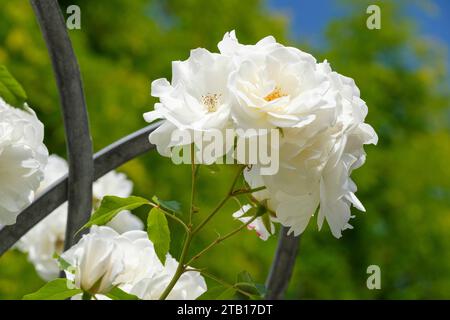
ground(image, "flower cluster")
xmin=62 ymin=226 xmax=206 ymax=300
xmin=0 ymin=98 xmax=48 ymax=226
xmin=145 ymin=31 xmax=377 ymax=238
xmin=17 ymin=155 xmax=144 ymax=280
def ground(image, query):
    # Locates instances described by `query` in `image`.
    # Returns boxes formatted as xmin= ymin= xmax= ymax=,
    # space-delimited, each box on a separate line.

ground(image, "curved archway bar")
xmin=265 ymin=227 xmax=300 ymax=299
xmin=0 ymin=123 xmax=160 ymax=256
xmin=31 ymin=0 xmax=94 ymax=249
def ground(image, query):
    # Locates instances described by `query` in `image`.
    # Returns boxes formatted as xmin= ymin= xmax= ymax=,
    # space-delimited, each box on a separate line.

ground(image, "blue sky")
xmin=267 ymin=0 xmax=450 ymax=53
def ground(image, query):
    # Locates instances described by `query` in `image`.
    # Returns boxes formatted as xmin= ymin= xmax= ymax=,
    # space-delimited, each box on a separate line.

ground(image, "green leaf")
xmin=235 ymin=271 xmax=265 ymax=299
xmin=23 ymin=279 xmax=82 ymax=300
xmin=80 ymin=196 xmax=149 ymax=231
xmin=216 ymin=287 xmax=236 ymax=300
xmin=0 ymin=65 xmax=27 ymax=107
xmin=152 ymin=196 xmax=182 ymax=214
xmin=197 ymin=286 xmax=227 ymax=300
xmin=255 ymin=283 xmax=267 ymax=296
xmin=147 ymin=207 xmax=171 ymax=265
xmin=235 ymin=283 xmax=261 ymax=298
xmin=237 ymin=270 xmax=254 ymax=284
xmin=106 ymin=287 xmax=139 ymax=300
xmin=198 ymin=286 xmax=237 ymax=300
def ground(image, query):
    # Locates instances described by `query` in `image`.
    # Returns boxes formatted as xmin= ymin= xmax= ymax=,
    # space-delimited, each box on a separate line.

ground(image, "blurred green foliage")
xmin=0 ymin=0 xmax=449 ymax=299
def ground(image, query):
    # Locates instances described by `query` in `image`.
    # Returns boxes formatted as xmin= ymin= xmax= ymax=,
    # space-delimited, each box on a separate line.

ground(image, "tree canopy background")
xmin=0 ymin=0 xmax=449 ymax=299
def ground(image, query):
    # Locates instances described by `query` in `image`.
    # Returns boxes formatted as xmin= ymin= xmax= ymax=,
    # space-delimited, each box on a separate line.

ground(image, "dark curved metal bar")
xmin=31 ymin=0 xmax=94 ymax=249
xmin=265 ymin=227 xmax=301 ymax=299
xmin=0 ymin=123 xmax=160 ymax=257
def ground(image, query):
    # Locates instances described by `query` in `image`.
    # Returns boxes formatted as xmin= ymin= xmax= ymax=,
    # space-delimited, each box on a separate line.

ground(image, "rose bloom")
xmin=144 ymin=31 xmax=377 ymax=238
xmin=0 ymin=98 xmax=48 ymax=225
xmin=144 ymin=48 xmax=235 ymax=161
xmin=223 ymin=31 xmax=378 ymax=238
xmin=62 ymin=226 xmax=125 ymax=294
xmin=17 ymin=155 xmax=143 ymax=280
xmin=64 ymin=226 xmax=206 ymax=299
xmin=115 ymin=230 xmax=207 ymax=300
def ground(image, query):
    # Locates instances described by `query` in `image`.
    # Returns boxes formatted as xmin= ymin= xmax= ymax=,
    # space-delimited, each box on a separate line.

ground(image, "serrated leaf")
xmin=106 ymin=287 xmax=139 ymax=300
xmin=0 ymin=65 xmax=27 ymax=107
xmin=23 ymin=279 xmax=81 ymax=300
xmin=152 ymin=196 xmax=182 ymax=214
xmin=80 ymin=196 xmax=149 ymax=231
xmin=147 ymin=207 xmax=170 ymax=265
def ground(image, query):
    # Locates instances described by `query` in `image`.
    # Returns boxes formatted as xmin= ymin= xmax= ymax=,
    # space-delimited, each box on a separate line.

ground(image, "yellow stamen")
xmin=201 ymin=93 xmax=221 ymax=113
xmin=264 ymin=87 xmax=286 ymax=102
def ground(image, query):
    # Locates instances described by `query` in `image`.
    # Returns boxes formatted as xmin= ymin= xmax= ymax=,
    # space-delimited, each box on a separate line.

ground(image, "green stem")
xmin=81 ymin=292 xmax=92 ymax=300
xmin=247 ymin=195 xmax=276 ymax=216
xmin=149 ymin=202 xmax=190 ymax=232
xmin=187 ymin=215 xmax=258 ymax=265
xmin=192 ymin=165 xmax=245 ymax=235
xmin=232 ymin=185 xmax=266 ymax=196
xmin=159 ymin=233 xmax=192 ymax=300
xmin=159 ymin=165 xmax=245 ymax=299
xmin=189 ymin=143 xmax=196 ymax=227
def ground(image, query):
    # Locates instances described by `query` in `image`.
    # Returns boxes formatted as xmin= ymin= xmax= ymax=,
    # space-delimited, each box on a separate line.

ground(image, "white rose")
xmin=128 ymin=256 xmax=207 ymax=300
xmin=61 ymin=226 xmax=125 ymax=294
xmin=0 ymin=98 xmax=48 ymax=225
xmin=220 ymin=31 xmax=330 ymax=133
xmin=17 ymin=155 xmax=143 ymax=280
xmin=64 ymin=227 xmax=206 ymax=300
xmin=114 ymin=230 xmax=207 ymax=300
xmin=144 ymin=48 xmax=234 ymax=160
xmin=241 ymin=57 xmax=377 ymax=237
xmin=114 ymin=230 xmax=163 ymax=286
